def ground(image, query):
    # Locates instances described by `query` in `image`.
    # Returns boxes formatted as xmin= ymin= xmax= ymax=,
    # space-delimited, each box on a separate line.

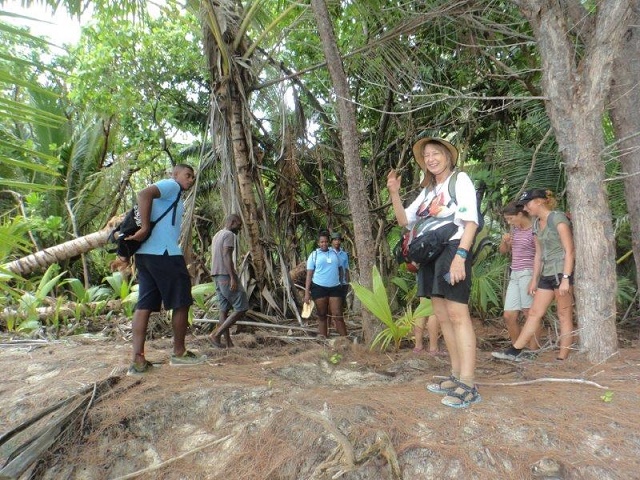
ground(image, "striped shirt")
xmin=511 ymin=226 xmax=535 ymax=271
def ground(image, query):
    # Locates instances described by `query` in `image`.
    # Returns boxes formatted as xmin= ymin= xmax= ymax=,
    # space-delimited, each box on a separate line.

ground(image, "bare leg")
xmin=212 ymin=310 xmax=245 ymax=347
xmin=445 ymin=300 xmax=476 ymax=383
xmin=514 ymin=289 xmax=555 ymax=349
xmin=131 ymin=308 xmax=151 ymax=365
xmin=440 ymin=300 xmax=477 ymax=407
xmin=172 ymin=306 xmax=190 ymax=357
xmin=427 ymin=314 xmax=440 ymax=352
xmin=329 ymin=296 xmax=347 ymax=336
xmin=503 ymin=310 xmax=521 ymax=344
xmin=413 ymin=316 xmax=426 ymax=352
xmin=209 ymin=310 xmax=228 ymax=348
xmin=315 ymin=296 xmax=329 ymax=338
xmin=555 ymin=288 xmax=574 ymax=360
xmin=224 ymin=328 xmax=234 ymax=347
xmin=523 ymin=308 xmax=544 ymax=349
xmin=432 ymin=298 xmax=460 ymax=375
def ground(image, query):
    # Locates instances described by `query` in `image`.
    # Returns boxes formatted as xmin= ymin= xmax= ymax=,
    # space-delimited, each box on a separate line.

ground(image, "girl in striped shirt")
xmin=499 ymin=202 xmax=540 ymax=349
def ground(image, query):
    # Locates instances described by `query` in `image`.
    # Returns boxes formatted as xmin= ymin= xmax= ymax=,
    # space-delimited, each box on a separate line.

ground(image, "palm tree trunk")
xmin=3 ymin=227 xmax=113 ymax=276
xmin=202 ymin=0 xmax=267 ymax=282
xmin=311 ymin=0 xmax=377 ymax=344
xmin=229 ymin=78 xmax=266 ymax=280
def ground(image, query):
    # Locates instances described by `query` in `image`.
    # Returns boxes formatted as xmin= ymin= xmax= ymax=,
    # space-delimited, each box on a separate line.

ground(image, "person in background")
xmin=209 ymin=214 xmax=249 ymax=348
xmin=304 ymin=230 xmax=347 ymax=338
xmin=493 ymin=189 xmax=575 ymax=362
xmin=387 ymin=136 xmax=480 ymax=408
xmin=499 ymin=201 xmax=541 ymax=350
xmin=127 ymin=164 xmax=206 ymax=374
xmin=413 ymin=314 xmax=446 ymax=356
xmin=331 ymin=231 xmax=350 ymax=309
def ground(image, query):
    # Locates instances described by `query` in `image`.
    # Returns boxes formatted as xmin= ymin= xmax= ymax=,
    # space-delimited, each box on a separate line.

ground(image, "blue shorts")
xmin=135 ymin=253 xmax=193 ymax=312
xmin=417 ymin=240 xmax=472 ymax=304
xmin=214 ymin=275 xmax=249 ymax=313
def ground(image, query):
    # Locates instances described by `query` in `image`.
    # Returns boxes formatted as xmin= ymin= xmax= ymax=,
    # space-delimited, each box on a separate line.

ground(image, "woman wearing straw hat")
xmin=387 ymin=137 xmax=481 ymax=408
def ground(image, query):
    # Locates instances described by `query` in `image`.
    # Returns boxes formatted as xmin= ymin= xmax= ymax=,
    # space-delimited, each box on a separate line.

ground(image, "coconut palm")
xmin=2 ymin=224 xmax=113 ymax=275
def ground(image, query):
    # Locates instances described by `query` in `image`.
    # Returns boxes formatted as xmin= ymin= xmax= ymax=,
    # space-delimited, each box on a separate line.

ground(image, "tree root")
xmin=298 ymin=403 xmax=356 ymax=479
xmin=297 ymin=404 xmax=401 ymax=479
xmin=111 ymin=435 xmax=232 ymax=480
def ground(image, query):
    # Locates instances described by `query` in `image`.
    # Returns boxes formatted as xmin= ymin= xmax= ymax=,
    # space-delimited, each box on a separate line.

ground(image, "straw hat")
xmin=412 ymin=137 xmax=458 ymax=186
xmin=301 ymin=300 xmax=315 ymax=319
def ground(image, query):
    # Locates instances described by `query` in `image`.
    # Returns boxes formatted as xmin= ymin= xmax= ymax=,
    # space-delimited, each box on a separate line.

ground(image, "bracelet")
xmin=562 ymin=273 xmax=571 ymax=279
xmin=456 ymin=248 xmax=468 ymax=259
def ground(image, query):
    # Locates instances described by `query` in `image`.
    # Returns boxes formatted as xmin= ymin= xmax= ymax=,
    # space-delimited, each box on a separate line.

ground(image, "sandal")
xmin=412 ymin=347 xmax=424 ymax=354
xmin=426 ymin=375 xmax=458 ymax=395
xmin=441 ymin=383 xmax=482 ymax=409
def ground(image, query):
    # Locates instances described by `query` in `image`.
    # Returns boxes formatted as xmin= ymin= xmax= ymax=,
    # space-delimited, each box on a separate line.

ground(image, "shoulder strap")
xmin=448 ymin=170 xmax=459 ymax=204
xmin=548 ymin=211 xmax=563 ymax=232
xmin=153 ymin=190 xmax=182 ymax=226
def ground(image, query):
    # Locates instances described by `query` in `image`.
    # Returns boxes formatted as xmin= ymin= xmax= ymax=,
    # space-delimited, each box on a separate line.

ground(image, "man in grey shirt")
xmin=209 ymin=214 xmax=249 ymax=348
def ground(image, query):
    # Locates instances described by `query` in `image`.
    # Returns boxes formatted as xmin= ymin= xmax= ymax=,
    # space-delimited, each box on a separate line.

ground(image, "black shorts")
xmin=538 ymin=274 xmax=574 ymax=291
xmin=135 ymin=253 xmax=193 ymax=311
xmin=416 ymin=240 xmax=472 ymax=305
xmin=310 ymin=282 xmax=343 ymax=300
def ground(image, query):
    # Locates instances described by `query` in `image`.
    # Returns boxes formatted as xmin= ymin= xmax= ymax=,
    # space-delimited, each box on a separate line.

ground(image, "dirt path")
xmin=1 ymin=330 xmax=639 ymax=479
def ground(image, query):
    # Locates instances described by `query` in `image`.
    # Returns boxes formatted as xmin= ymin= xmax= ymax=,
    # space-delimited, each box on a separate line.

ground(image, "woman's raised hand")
xmin=387 ymin=169 xmax=402 ymax=194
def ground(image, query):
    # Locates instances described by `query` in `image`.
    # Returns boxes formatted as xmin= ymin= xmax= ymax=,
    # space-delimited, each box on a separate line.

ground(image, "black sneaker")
xmin=491 ymin=347 xmax=523 ymax=362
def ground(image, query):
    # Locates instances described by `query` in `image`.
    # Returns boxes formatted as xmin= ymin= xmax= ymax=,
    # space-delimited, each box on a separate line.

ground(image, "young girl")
xmin=499 ymin=202 xmax=540 ymax=349
xmin=493 ymin=189 xmax=575 ymax=361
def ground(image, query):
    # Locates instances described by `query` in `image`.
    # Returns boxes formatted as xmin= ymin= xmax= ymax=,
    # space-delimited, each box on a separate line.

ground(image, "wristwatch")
xmin=562 ymin=273 xmax=571 ymax=279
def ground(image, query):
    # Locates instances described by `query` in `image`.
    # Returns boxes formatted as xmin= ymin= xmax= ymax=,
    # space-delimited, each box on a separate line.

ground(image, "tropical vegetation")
xmin=0 ymin=0 xmax=638 ymax=363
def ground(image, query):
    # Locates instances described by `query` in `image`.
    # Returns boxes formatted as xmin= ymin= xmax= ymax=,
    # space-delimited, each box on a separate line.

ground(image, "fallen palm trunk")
xmin=2 ymin=220 xmax=121 ymax=276
xmin=0 ymin=376 xmax=121 ymax=479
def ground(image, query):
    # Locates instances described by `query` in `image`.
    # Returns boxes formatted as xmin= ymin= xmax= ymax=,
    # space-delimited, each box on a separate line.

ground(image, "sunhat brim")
xmin=412 ymin=137 xmax=459 ymax=186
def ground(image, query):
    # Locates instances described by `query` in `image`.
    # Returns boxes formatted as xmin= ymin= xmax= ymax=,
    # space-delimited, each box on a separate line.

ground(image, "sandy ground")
xmin=1 ymin=321 xmax=639 ymax=479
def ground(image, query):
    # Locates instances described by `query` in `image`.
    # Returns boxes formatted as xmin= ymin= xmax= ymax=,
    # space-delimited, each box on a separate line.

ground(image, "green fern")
xmin=351 ymin=266 xmax=433 ymax=352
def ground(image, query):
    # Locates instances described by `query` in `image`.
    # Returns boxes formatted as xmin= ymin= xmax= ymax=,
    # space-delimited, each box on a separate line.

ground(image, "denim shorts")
xmin=214 ymin=275 xmax=249 ymax=312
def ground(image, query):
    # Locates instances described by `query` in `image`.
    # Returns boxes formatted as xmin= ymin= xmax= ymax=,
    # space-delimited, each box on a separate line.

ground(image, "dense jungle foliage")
xmin=0 ymin=0 xmax=637 ymax=353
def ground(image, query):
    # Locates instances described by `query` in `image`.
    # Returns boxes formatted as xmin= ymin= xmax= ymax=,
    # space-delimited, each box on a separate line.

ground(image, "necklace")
xmin=432 ymin=171 xmax=455 ymax=197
